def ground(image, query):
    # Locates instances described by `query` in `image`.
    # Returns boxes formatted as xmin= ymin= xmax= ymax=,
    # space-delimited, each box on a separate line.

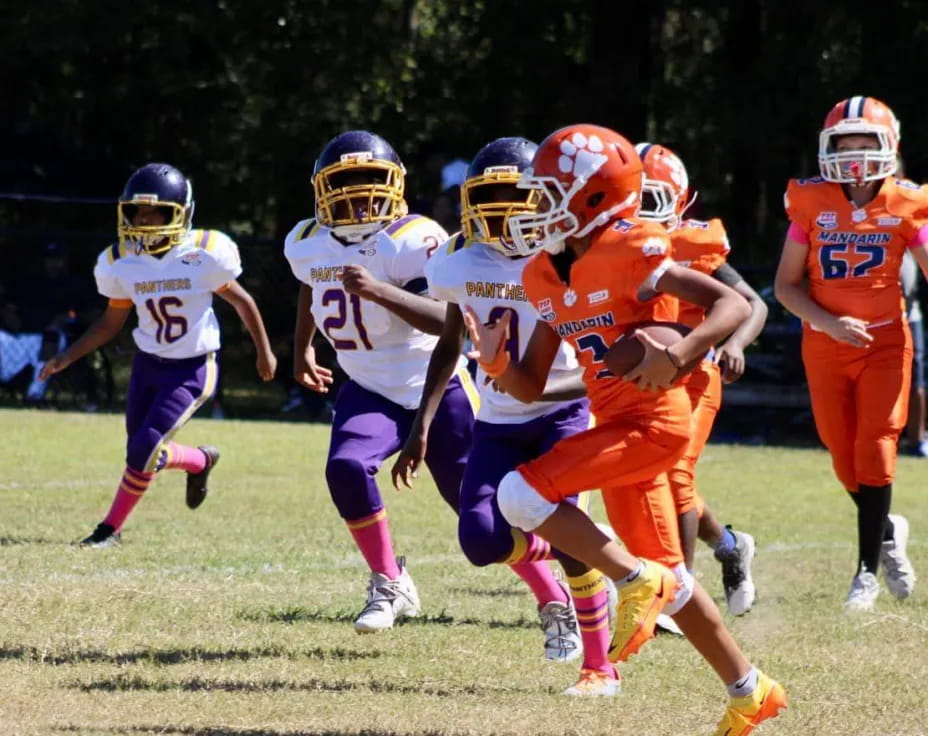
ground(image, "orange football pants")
xmin=802 ymin=320 xmax=912 ymax=491
xmin=667 ymin=359 xmax=722 ymax=516
xmin=518 ymin=387 xmax=691 ymax=567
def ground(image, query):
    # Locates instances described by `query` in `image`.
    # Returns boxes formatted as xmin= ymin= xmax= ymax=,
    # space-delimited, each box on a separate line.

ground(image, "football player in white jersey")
xmin=390 ymin=138 xmax=620 ymax=696
xmin=284 ymin=131 xmax=478 ymax=633
xmin=40 ymin=163 xmax=277 ymax=547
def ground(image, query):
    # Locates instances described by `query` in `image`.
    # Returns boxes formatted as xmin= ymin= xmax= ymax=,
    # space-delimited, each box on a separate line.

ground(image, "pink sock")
xmin=510 ymin=561 xmax=569 ymax=606
xmin=568 ymin=570 xmax=613 ymax=674
xmin=346 ymin=509 xmax=401 ymax=579
xmin=159 ymin=442 xmax=207 ymax=473
xmin=103 ymin=467 xmax=154 ymax=531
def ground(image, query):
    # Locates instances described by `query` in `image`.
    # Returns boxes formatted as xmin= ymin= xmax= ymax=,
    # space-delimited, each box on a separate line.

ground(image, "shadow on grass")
xmin=54 ymin=727 xmax=449 ymax=736
xmin=445 ymin=586 xmax=525 ymax=598
xmin=68 ymin=673 xmax=535 ymax=697
xmin=236 ymin=606 xmax=537 ymax=630
xmin=0 ymin=644 xmax=381 ymax=666
xmin=0 ymin=536 xmax=58 ymax=546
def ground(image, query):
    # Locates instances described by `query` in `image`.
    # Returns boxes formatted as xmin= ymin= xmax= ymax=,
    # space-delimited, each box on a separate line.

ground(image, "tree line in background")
xmin=3 ymin=0 xmax=927 ymax=273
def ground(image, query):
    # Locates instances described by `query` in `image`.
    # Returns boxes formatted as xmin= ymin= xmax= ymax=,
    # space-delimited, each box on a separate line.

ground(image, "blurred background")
xmin=2 ymin=1 xmax=926 ymax=444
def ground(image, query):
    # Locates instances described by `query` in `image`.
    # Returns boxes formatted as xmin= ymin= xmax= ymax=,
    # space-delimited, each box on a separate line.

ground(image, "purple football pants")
xmin=458 ymin=400 xmax=590 ymax=566
xmin=124 ymin=351 xmax=217 ymax=472
xmin=326 ymin=376 xmax=475 ymax=520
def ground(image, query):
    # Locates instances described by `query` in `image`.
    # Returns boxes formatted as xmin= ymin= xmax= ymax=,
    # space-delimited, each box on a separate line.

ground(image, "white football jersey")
xmin=94 ymin=229 xmax=242 ymax=359
xmin=285 ymin=214 xmax=466 ymax=409
xmin=426 ymin=234 xmax=581 ymax=423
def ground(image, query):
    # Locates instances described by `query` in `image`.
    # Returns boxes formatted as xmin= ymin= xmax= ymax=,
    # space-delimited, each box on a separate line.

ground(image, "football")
xmin=603 ymin=321 xmax=699 ymax=379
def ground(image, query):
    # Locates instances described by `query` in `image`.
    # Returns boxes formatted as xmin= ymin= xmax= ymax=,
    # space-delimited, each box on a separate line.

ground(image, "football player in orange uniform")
xmin=466 ymin=125 xmax=786 ymax=736
xmin=636 ymin=142 xmax=768 ymax=616
xmin=775 ymin=96 xmax=926 ymax=611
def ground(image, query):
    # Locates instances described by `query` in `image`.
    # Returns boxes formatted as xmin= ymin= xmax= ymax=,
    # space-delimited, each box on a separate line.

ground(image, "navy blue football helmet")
xmin=312 ymin=130 xmax=407 ymax=241
xmin=461 ymin=137 xmax=539 ymax=255
xmin=118 ymin=163 xmax=194 ymax=254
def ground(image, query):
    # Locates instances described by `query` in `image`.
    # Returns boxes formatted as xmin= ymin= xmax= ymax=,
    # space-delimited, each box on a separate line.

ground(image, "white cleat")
xmin=563 ymin=667 xmax=622 ymax=697
xmin=539 ymin=587 xmax=582 ymax=662
xmin=844 ymin=570 xmax=880 ymax=612
xmin=655 ymin=613 xmax=684 ymax=636
xmin=353 ymin=556 xmax=420 ymax=633
xmin=881 ymin=514 xmax=916 ymax=599
xmin=716 ymin=529 xmax=757 ymax=616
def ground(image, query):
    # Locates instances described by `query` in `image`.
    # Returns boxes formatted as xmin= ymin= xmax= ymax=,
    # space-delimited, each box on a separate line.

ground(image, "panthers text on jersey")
xmin=426 ymin=233 xmax=581 ymax=423
xmin=670 ymin=218 xmax=731 ymax=329
xmin=785 ymin=176 xmax=928 ymax=326
xmin=94 ymin=229 xmax=242 ymax=359
xmin=285 ymin=214 xmax=460 ymax=409
xmin=521 ymin=218 xmax=679 ymax=420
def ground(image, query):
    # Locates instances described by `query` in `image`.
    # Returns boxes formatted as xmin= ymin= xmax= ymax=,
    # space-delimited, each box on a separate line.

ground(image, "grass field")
xmin=1 ymin=407 xmax=927 ymax=735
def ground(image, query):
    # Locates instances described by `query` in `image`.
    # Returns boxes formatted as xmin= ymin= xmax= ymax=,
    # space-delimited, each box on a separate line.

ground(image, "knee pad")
xmin=127 ymin=427 xmax=164 ymax=472
xmin=325 ymin=455 xmax=376 ymax=519
xmin=457 ymin=512 xmax=507 ymax=567
xmin=325 ymin=455 xmax=369 ymax=489
xmin=497 ymin=471 xmax=558 ymax=532
xmin=662 ymin=563 xmax=695 ymax=616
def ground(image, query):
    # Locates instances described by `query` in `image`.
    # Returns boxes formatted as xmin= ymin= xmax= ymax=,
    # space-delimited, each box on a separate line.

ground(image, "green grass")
xmin=1 ymin=408 xmax=927 ymax=735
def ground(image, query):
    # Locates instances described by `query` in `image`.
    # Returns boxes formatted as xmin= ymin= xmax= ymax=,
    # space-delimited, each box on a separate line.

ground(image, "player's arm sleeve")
xmin=204 ymin=231 xmax=244 ymax=292
xmin=389 ymin=219 xmax=450 ymax=294
xmin=902 ymin=191 xmax=928 ymax=248
xmin=93 ymin=248 xmax=132 ymax=305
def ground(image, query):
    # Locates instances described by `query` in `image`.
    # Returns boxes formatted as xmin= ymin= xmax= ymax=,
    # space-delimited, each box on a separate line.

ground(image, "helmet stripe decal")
xmin=846 ymin=95 xmax=865 ymax=118
xmin=637 ymin=143 xmax=654 ymax=163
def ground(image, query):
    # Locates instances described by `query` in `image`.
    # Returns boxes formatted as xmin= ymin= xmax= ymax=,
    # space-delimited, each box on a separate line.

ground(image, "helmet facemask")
xmin=508 ymin=172 xmax=637 ymax=256
xmin=461 ymin=168 xmax=540 ymax=256
xmin=638 ymin=177 xmax=697 ymax=231
xmin=313 ymin=154 xmax=407 ymax=242
xmin=819 ymin=126 xmax=898 ymax=184
xmin=118 ymin=199 xmax=193 ymax=255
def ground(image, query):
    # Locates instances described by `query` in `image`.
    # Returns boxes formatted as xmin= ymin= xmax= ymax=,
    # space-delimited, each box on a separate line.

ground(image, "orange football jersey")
xmin=670 ymin=218 xmax=730 ymax=328
xmin=784 ymin=176 xmax=928 ymax=325
xmin=522 ymin=218 xmax=678 ymax=419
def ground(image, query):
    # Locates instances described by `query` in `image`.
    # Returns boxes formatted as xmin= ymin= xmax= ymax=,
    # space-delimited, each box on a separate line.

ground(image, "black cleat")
xmin=80 ymin=522 xmax=120 ymax=548
xmin=186 ymin=446 xmax=220 ymax=509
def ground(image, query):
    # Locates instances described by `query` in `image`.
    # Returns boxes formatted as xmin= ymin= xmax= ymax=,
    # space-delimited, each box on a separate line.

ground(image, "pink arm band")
xmin=786 ymin=221 xmax=810 ymax=244
xmin=906 ymin=223 xmax=928 ymax=249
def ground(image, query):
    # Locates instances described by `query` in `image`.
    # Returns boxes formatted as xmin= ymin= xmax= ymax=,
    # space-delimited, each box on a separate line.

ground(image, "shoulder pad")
xmin=383 ymin=214 xmax=434 ymax=240
xmin=102 ymin=242 xmax=131 ymax=265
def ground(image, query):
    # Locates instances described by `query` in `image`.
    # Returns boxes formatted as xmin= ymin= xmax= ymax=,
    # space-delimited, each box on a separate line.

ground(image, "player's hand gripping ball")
xmin=604 ymin=321 xmax=700 ymax=384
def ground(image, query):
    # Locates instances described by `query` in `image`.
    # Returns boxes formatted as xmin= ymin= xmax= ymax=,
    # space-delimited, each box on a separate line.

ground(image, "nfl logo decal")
xmin=851 ymin=209 xmax=867 ymax=223
xmin=815 ymin=211 xmax=838 ymax=230
xmin=181 ymin=252 xmax=202 ymax=266
xmin=563 ymin=289 xmax=577 ymax=307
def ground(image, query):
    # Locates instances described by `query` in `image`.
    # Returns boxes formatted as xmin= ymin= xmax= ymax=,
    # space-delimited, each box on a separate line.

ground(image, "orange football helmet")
xmin=818 ymin=96 xmax=900 ymax=183
xmin=508 ymin=124 xmax=643 ymax=255
xmin=635 ymin=142 xmax=695 ymax=231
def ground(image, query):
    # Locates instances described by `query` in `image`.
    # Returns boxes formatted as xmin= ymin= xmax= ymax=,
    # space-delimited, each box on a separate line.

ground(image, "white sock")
xmin=616 ymin=560 xmax=644 ymax=587
xmin=727 ymin=667 xmax=758 ymax=698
